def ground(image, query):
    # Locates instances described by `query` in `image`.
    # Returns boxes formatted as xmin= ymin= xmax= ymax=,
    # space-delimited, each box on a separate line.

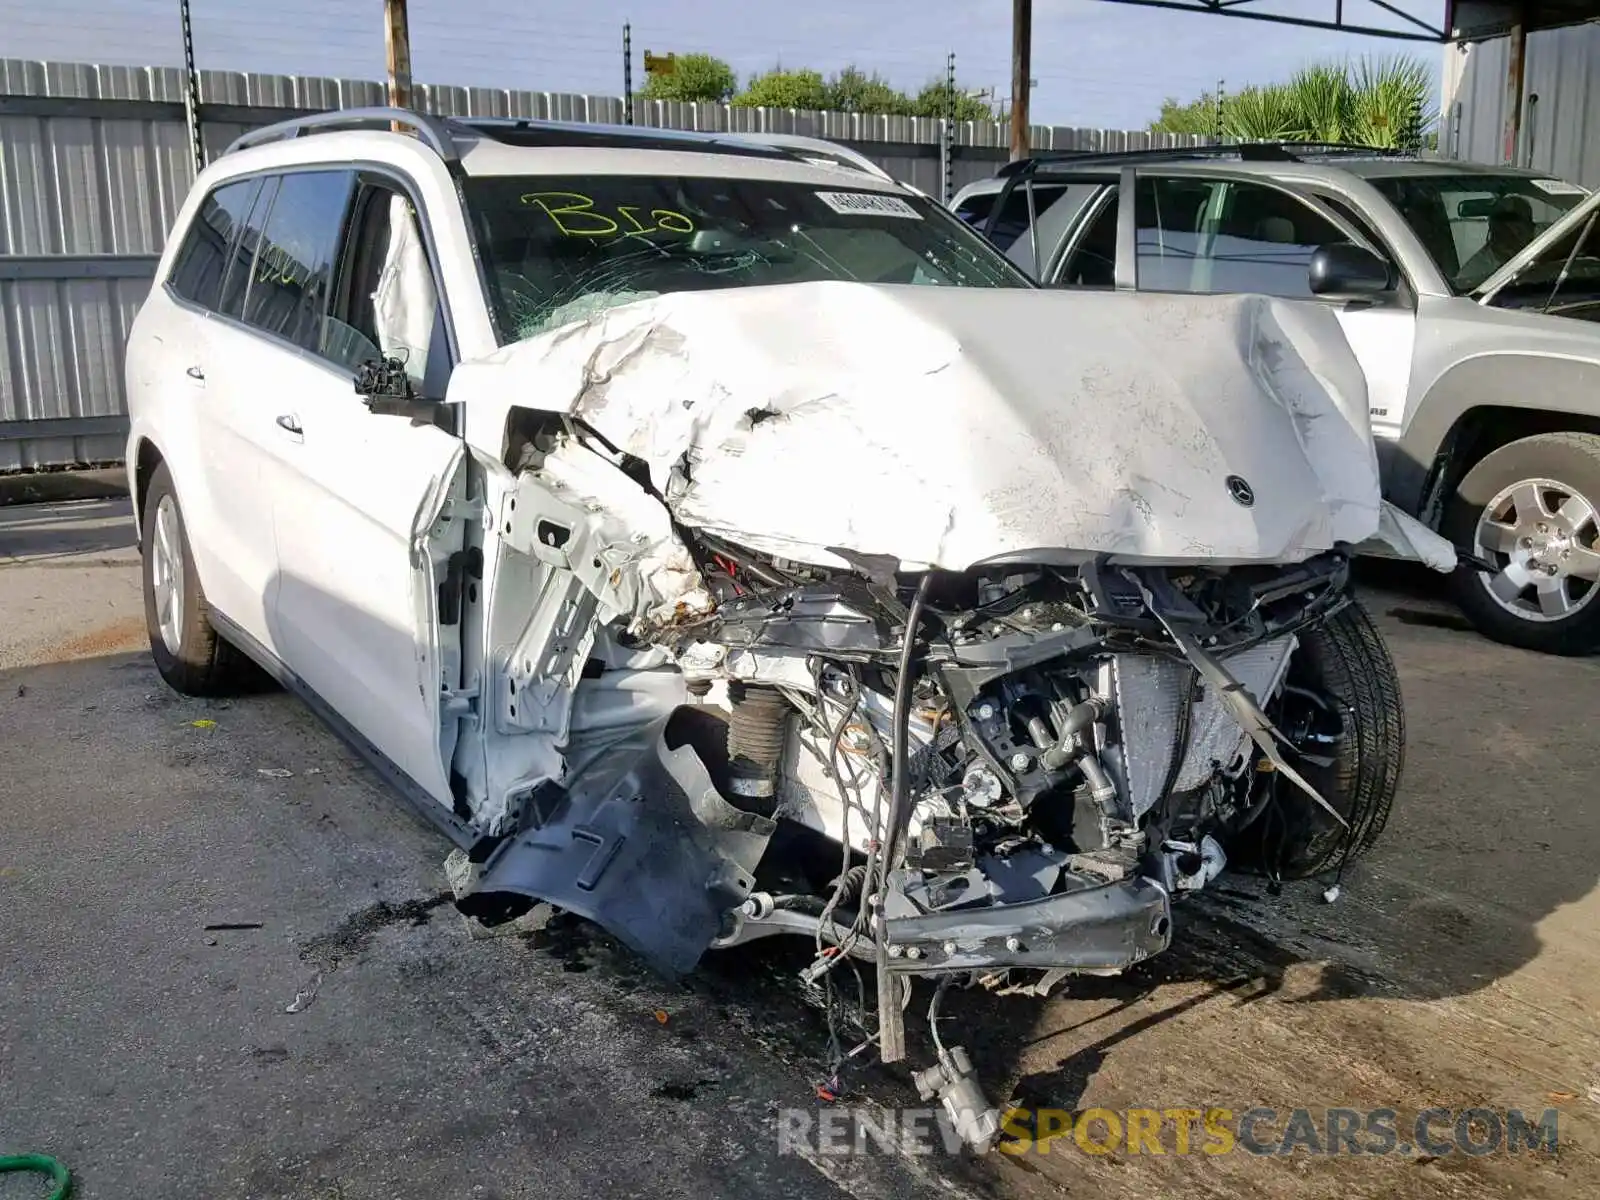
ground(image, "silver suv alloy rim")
xmin=1474 ymin=477 xmax=1600 ymax=623
xmin=151 ymin=493 xmax=186 ymax=654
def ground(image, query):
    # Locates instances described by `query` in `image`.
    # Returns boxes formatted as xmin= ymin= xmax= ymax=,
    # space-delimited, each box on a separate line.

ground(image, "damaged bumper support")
xmin=717 ymin=874 xmax=1173 ymax=976
xmin=881 ymin=876 xmax=1172 ymax=974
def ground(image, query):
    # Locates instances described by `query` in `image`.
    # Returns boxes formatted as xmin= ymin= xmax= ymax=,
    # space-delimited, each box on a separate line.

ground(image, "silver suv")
xmin=954 ymin=146 xmax=1600 ymax=655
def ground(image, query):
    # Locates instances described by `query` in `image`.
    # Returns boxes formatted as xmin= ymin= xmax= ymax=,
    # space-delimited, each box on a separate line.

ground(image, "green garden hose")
xmin=0 ymin=1153 xmax=72 ymax=1199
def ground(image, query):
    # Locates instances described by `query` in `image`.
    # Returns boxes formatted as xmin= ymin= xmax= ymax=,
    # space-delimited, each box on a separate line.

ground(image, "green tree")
xmin=823 ymin=66 xmax=912 ymax=115
xmin=1149 ymin=92 xmax=1221 ymax=136
xmin=732 ymin=68 xmax=829 ymax=109
xmin=909 ymin=80 xmax=995 ymax=121
xmin=638 ymin=52 xmax=737 ymax=103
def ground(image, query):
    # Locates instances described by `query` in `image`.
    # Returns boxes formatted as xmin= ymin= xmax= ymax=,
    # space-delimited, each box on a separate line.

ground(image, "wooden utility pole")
xmin=1501 ymin=18 xmax=1526 ymax=165
xmin=384 ymin=0 xmax=413 ymax=112
xmin=1009 ymin=0 xmax=1032 ymax=160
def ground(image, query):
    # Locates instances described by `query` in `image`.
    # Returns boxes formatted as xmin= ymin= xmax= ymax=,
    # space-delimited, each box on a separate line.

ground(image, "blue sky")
xmin=4 ymin=0 xmax=1449 ymax=129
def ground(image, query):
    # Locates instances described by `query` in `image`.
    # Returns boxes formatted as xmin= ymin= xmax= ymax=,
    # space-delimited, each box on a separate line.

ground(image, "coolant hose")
xmin=0 ymin=1154 xmax=71 ymax=1199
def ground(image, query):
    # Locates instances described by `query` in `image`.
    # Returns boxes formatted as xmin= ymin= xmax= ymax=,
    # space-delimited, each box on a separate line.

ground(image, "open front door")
xmin=266 ymin=173 xmax=474 ymax=818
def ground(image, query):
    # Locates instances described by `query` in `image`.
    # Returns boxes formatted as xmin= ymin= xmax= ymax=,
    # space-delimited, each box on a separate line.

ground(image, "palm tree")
xmin=1345 ymin=55 xmax=1436 ymax=148
xmin=1287 ymin=63 xmax=1351 ymax=143
xmin=1217 ymin=55 xmax=1436 ymax=148
xmin=1224 ymin=85 xmax=1303 ymax=141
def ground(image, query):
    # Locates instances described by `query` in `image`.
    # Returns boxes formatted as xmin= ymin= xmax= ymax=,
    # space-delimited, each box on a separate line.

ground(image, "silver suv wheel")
xmin=1473 ymin=477 xmax=1600 ymax=622
xmin=1448 ymin=432 xmax=1600 ymax=654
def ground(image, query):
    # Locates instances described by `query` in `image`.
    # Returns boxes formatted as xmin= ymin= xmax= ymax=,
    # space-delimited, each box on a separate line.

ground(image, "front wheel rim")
xmin=151 ymin=494 xmax=186 ymax=654
xmin=1473 ymin=477 xmax=1600 ymax=623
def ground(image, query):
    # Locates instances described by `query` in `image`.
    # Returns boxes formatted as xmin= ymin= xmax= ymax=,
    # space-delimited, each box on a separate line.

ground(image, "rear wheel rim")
xmin=1473 ymin=476 xmax=1600 ymax=624
xmin=151 ymin=494 xmax=185 ymax=655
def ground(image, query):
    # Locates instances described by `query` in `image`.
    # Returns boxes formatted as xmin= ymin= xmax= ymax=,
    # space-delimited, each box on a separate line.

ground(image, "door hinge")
xmin=439 ymin=495 xmax=485 ymax=523
xmin=441 ymin=679 xmax=480 ymax=719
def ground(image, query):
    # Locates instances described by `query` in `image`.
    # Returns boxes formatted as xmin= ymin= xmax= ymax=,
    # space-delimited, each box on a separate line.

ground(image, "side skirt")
xmin=209 ymin=611 xmax=483 ymax=853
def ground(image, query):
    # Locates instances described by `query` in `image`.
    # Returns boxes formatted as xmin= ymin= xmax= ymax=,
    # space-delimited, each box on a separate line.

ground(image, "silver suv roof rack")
xmin=221 ymin=108 xmax=893 ymax=181
xmin=223 ymin=107 xmax=461 ymax=162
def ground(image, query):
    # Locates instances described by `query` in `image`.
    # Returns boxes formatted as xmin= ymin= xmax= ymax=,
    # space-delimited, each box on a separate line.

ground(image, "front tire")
xmin=141 ymin=462 xmax=251 ymax=696
xmin=1445 ymin=432 xmax=1600 ymax=656
xmin=1229 ymin=601 xmax=1405 ymax=879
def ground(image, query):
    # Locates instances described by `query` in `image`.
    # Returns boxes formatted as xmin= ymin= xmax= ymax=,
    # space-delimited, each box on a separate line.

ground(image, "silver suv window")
xmin=1368 ymin=173 xmax=1585 ymax=293
xmin=1133 ymin=175 xmax=1345 ymax=298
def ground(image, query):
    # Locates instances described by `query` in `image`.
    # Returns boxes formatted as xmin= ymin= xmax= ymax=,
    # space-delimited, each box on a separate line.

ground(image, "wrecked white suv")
xmin=127 ymin=111 xmax=1453 ymax=1148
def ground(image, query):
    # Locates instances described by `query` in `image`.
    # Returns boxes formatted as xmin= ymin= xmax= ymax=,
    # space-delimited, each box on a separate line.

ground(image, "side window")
xmin=325 ymin=182 xmax=445 ymax=395
xmin=167 ymin=179 xmax=257 ymax=309
xmin=984 ymin=183 xmax=1068 ymax=251
xmin=952 ymin=191 xmax=997 ymax=234
xmin=1058 ymin=191 xmax=1119 ymax=287
xmin=239 ymin=170 xmax=357 ymax=351
xmin=1316 ymin=194 xmax=1388 ymax=255
xmin=1135 ymin=176 xmax=1345 ymax=298
xmin=219 ymin=176 xmax=278 ymax=320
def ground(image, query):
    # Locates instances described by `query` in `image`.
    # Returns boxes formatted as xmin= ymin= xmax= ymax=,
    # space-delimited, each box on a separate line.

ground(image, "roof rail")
xmin=223 ymin=107 xmax=461 ymax=162
xmin=999 ymin=140 xmax=1419 ymax=176
xmin=221 ymin=109 xmax=900 ymax=179
xmin=724 ymin=133 xmax=894 ymax=180
xmin=451 ymin=117 xmax=810 ymax=162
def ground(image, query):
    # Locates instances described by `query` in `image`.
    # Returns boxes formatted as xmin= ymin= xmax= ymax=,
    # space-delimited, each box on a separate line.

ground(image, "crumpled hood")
xmin=456 ymin=281 xmax=1422 ymax=569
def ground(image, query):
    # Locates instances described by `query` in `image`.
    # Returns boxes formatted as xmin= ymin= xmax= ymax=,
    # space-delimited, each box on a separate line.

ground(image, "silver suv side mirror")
xmin=1309 ymin=242 xmax=1395 ymax=298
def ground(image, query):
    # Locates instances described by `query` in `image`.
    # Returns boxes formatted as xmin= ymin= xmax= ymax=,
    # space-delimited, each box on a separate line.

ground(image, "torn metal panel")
xmin=452 ymin=281 xmax=1406 ymax=572
xmin=501 ymin=436 xmax=714 ymax=633
xmin=1359 ymin=501 xmax=1460 ymax=572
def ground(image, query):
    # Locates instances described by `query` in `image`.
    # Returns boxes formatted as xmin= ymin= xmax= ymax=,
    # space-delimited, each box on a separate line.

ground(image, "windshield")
xmin=464 ymin=174 xmax=1032 ymax=342
xmin=1483 ymin=206 xmax=1600 ymax=318
xmin=1369 ymin=173 xmax=1588 ymax=293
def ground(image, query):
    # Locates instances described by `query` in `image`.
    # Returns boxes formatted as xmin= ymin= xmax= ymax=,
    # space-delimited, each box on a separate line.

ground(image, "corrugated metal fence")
xmin=0 ymin=58 xmax=1208 ymax=472
xmin=1440 ymin=20 xmax=1600 ymax=189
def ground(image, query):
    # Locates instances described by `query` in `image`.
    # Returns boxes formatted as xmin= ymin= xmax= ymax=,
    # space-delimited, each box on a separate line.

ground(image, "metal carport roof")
xmin=1086 ymin=1 xmax=1600 ymax=42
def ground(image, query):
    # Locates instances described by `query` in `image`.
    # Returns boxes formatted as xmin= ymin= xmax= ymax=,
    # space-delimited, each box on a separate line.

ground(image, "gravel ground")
xmin=2 ymin=498 xmax=1595 ymax=1199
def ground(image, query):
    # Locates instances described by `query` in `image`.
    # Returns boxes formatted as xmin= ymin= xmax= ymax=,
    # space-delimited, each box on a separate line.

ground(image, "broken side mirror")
xmin=354 ymin=355 xmax=452 ymax=423
xmin=1308 ymin=242 xmax=1395 ymax=299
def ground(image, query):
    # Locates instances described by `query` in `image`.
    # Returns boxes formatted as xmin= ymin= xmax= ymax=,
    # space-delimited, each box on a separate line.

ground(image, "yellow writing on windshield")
xmin=520 ymin=191 xmax=695 ymax=238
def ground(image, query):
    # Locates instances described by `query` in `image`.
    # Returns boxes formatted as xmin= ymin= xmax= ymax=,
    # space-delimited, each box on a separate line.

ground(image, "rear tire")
xmin=141 ymin=462 xmax=252 ymax=696
xmin=1228 ymin=601 xmax=1405 ymax=879
xmin=1445 ymin=431 xmax=1600 ymax=656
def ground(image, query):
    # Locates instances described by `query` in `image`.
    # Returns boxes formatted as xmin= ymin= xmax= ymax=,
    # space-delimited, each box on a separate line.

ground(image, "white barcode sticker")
xmin=1531 ymin=178 xmax=1589 ymax=196
xmin=815 ymin=191 xmax=922 ymax=219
